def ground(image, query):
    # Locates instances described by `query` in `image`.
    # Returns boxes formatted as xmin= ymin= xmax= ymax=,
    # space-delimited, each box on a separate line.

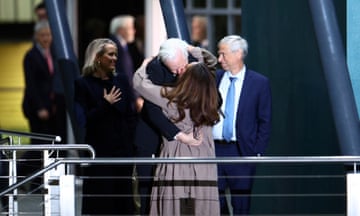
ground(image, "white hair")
xmin=109 ymin=15 xmax=134 ymax=35
xmin=34 ymin=20 xmax=50 ymax=34
xmin=218 ymin=35 xmax=248 ymax=57
xmin=158 ymin=38 xmax=189 ymax=63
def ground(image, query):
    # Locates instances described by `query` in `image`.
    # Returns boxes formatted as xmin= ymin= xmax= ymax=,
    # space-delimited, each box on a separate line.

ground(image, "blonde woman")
xmin=75 ymin=38 xmax=136 ymax=215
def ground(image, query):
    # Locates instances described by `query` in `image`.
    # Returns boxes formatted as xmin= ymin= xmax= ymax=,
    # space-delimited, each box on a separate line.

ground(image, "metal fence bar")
xmin=0 ymin=144 xmax=95 ymax=197
xmin=58 ymin=156 xmax=360 ymax=164
xmin=0 ymin=144 xmax=95 ymax=159
xmin=2 ymin=156 xmax=358 ymax=196
xmin=1 ymin=155 xmax=358 ymax=215
xmin=0 ymin=129 xmax=61 ymax=142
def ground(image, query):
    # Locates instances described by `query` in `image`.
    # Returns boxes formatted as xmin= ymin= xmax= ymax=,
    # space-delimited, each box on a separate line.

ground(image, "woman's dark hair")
xmin=162 ymin=62 xmax=219 ymax=127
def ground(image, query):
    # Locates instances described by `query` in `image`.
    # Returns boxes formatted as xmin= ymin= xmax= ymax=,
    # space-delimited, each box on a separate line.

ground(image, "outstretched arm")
xmin=133 ymin=61 xmax=168 ymax=108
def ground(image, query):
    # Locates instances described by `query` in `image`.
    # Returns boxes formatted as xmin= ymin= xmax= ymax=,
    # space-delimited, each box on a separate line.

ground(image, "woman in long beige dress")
xmin=133 ymin=48 xmax=220 ymax=216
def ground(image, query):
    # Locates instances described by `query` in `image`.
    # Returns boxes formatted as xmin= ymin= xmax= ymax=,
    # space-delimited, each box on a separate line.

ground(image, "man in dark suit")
xmin=109 ymin=15 xmax=144 ymax=153
xmin=213 ymin=35 xmax=272 ymax=215
xmin=22 ymin=20 xmax=56 ymax=144
xmin=32 ymin=2 xmax=67 ymax=145
xmin=109 ymin=15 xmax=144 ymax=88
xmin=21 ymin=20 xmax=58 ymax=190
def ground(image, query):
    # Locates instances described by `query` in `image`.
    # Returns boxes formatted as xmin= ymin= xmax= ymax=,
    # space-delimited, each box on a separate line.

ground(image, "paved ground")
xmin=0 ymin=183 xmax=82 ymax=215
xmin=1 ymin=189 xmax=43 ymax=215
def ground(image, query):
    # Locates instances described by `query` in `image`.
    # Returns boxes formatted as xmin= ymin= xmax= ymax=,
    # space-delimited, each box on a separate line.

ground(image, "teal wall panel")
xmin=241 ymin=0 xmax=345 ymax=214
xmin=347 ymin=0 xmax=360 ymax=117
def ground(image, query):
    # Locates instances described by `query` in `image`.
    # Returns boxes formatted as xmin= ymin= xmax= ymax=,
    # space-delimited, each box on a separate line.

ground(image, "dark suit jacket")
xmin=216 ymin=68 xmax=271 ymax=189
xmin=22 ymin=45 xmax=54 ymax=120
xmin=74 ymin=73 xmax=135 ymax=157
xmin=134 ymin=57 xmax=180 ymax=157
xmin=134 ymin=52 xmax=214 ymax=157
xmin=109 ymin=35 xmax=143 ymax=82
xmin=216 ymin=69 xmax=272 ymax=157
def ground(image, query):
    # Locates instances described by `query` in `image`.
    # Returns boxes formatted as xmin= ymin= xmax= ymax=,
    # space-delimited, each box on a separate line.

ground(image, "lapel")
xmin=217 ymin=69 xmax=254 ymax=118
xmin=216 ymin=69 xmax=225 ymax=87
xmin=33 ymin=46 xmax=50 ymax=76
xmin=237 ymin=69 xmax=253 ymax=117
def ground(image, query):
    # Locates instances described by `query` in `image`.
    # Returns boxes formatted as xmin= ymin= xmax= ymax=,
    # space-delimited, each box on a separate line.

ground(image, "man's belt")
xmin=214 ymin=139 xmax=238 ymax=145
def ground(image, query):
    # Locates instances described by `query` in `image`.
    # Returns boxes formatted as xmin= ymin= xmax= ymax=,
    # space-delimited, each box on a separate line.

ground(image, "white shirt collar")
xmin=226 ymin=65 xmax=246 ymax=80
xmin=117 ymin=35 xmax=127 ymax=47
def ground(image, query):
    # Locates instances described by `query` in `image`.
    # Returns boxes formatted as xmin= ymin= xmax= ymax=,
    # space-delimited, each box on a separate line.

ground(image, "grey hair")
xmin=34 ymin=20 xmax=50 ymax=34
xmin=109 ymin=15 xmax=134 ymax=35
xmin=82 ymin=38 xmax=116 ymax=76
xmin=218 ymin=35 xmax=248 ymax=57
xmin=158 ymin=38 xmax=189 ymax=63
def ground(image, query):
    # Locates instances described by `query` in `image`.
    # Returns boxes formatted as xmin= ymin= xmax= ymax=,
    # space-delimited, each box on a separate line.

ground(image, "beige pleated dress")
xmin=133 ymin=50 xmax=220 ymax=216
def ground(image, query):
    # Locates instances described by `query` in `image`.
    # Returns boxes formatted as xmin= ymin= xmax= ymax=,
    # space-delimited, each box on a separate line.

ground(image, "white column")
xmin=65 ymin=0 xmax=78 ymax=57
xmin=44 ymin=153 xmax=65 ymax=216
xmin=347 ymin=173 xmax=360 ymax=216
xmin=145 ymin=0 xmax=167 ymax=57
xmin=59 ymin=175 xmax=76 ymax=216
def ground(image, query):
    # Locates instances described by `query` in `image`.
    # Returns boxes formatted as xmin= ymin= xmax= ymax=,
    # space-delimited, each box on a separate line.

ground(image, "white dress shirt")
xmin=213 ymin=66 xmax=246 ymax=141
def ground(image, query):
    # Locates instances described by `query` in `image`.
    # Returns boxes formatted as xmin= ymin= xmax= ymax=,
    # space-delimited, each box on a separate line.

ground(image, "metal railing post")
xmin=347 ymin=171 xmax=360 ymax=215
xmin=59 ymin=175 xmax=76 ymax=216
xmin=7 ymin=136 xmax=18 ymax=216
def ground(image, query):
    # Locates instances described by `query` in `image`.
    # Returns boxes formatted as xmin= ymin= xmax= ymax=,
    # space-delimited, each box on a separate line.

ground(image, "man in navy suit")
xmin=213 ymin=35 xmax=272 ymax=215
xmin=109 ymin=15 xmax=144 ymax=92
xmin=22 ymin=20 xmax=56 ymax=144
xmin=109 ymin=16 xmax=144 ymax=155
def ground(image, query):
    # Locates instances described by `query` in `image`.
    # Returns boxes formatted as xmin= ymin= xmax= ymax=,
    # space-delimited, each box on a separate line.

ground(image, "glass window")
xmin=214 ymin=15 xmax=228 ymax=42
xmin=234 ymin=0 xmax=242 ymax=8
xmin=0 ymin=0 xmax=40 ymax=23
xmin=193 ymin=0 xmax=207 ymax=8
xmin=184 ymin=0 xmax=242 ymax=52
xmin=213 ymin=0 xmax=227 ymax=8
xmin=234 ymin=15 xmax=242 ymax=35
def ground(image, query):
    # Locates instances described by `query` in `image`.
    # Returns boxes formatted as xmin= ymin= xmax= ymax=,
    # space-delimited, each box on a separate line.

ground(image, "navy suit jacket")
xmin=216 ymin=69 xmax=272 ymax=157
xmin=22 ymin=45 xmax=54 ymax=119
xmin=134 ymin=57 xmax=180 ymax=158
xmin=74 ymin=73 xmax=135 ymax=157
xmin=109 ymin=35 xmax=143 ymax=82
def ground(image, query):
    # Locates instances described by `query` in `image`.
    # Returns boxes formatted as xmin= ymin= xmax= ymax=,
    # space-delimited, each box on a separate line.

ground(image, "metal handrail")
xmin=0 ymin=144 xmax=96 ymax=197
xmin=59 ymin=155 xmax=360 ymax=164
xmin=0 ymin=129 xmax=61 ymax=142
xmin=1 ymin=155 xmax=358 ymax=200
xmin=0 ymin=144 xmax=95 ymax=158
xmin=0 ymin=137 xmax=10 ymax=145
xmin=2 ymin=155 xmax=359 ymax=197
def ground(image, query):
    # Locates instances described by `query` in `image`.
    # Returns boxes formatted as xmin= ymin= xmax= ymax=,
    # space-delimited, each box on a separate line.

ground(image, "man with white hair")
xmin=21 ymin=20 xmax=61 ymax=191
xmin=109 ymin=15 xmax=144 ymax=160
xmin=109 ymin=15 xmax=144 ymax=88
xmin=134 ymin=38 xmax=203 ymax=215
xmin=213 ymin=35 xmax=272 ymax=215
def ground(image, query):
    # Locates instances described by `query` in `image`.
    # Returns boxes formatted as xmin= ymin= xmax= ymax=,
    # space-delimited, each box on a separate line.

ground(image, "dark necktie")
xmin=222 ymin=77 xmax=237 ymax=141
xmin=45 ymin=49 xmax=53 ymax=75
xmin=122 ymin=44 xmax=134 ymax=83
